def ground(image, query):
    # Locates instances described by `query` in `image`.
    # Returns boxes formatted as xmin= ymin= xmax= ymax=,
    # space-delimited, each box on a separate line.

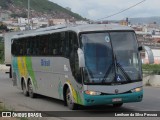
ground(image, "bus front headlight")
xmin=85 ymin=90 xmax=101 ymax=95
xmin=131 ymin=87 xmax=143 ymax=92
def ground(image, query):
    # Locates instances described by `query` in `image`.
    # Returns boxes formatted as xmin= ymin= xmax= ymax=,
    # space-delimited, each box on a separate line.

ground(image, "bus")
xmin=4 ymin=30 xmax=35 ymax=78
xmin=11 ymin=24 xmax=154 ymax=110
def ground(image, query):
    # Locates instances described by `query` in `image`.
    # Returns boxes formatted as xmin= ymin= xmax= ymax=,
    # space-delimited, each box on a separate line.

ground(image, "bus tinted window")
xmin=12 ymin=32 xmax=69 ymax=57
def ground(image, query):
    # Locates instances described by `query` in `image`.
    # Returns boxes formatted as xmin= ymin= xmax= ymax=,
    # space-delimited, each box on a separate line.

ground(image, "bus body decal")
xmin=58 ymin=81 xmax=63 ymax=99
xmin=25 ymin=57 xmax=38 ymax=89
xmin=12 ymin=57 xmax=20 ymax=82
xmin=66 ymin=80 xmax=83 ymax=105
xmin=13 ymin=56 xmax=38 ymax=89
xmin=17 ymin=57 xmax=25 ymax=78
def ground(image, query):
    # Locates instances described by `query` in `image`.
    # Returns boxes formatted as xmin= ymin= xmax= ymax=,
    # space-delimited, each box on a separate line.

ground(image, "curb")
xmin=0 ymin=64 xmax=9 ymax=72
xmin=143 ymin=75 xmax=160 ymax=87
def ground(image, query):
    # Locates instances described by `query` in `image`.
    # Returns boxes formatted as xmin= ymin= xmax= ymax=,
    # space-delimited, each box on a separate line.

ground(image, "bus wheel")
xmin=28 ymin=80 xmax=36 ymax=98
xmin=113 ymin=103 xmax=123 ymax=107
xmin=22 ymin=81 xmax=28 ymax=96
xmin=66 ymin=88 xmax=77 ymax=110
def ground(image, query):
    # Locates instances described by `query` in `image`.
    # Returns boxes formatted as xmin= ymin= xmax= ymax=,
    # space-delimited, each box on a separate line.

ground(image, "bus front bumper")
xmin=83 ymin=91 xmax=143 ymax=106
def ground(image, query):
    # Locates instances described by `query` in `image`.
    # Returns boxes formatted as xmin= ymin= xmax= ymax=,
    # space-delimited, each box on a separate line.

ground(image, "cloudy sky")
xmin=49 ymin=0 xmax=160 ymax=20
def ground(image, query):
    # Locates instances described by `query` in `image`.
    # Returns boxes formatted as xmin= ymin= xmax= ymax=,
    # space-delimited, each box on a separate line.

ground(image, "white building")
xmin=143 ymin=49 xmax=160 ymax=64
xmin=18 ymin=18 xmax=30 ymax=25
xmin=37 ymin=19 xmax=49 ymax=28
xmin=75 ymin=21 xmax=88 ymax=25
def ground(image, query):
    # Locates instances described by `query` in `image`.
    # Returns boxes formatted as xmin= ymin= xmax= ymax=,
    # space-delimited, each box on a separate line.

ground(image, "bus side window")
xmin=12 ymin=40 xmax=18 ymax=56
xmin=27 ymin=38 xmax=31 ymax=56
xmin=27 ymin=48 xmax=30 ymax=55
xmin=48 ymin=35 xmax=53 ymax=56
xmin=65 ymin=32 xmax=69 ymax=57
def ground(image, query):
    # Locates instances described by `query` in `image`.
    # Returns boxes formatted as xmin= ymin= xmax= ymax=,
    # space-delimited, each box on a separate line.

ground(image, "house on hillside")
xmin=48 ymin=19 xmax=67 ymax=26
xmin=0 ymin=11 xmax=10 ymax=21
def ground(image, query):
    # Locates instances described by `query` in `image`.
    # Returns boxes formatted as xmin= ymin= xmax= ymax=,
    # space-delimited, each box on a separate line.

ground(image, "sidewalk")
xmin=0 ymin=64 xmax=9 ymax=73
xmin=143 ymin=75 xmax=160 ymax=87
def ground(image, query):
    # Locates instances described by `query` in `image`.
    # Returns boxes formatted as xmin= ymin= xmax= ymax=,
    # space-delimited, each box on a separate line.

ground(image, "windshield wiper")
xmin=102 ymin=62 xmax=114 ymax=83
xmin=113 ymin=53 xmax=132 ymax=82
xmin=116 ymin=62 xmax=132 ymax=82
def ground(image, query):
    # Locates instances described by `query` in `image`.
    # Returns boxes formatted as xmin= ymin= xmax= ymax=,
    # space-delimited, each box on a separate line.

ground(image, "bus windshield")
xmin=80 ymin=31 xmax=142 ymax=84
xmin=110 ymin=32 xmax=142 ymax=81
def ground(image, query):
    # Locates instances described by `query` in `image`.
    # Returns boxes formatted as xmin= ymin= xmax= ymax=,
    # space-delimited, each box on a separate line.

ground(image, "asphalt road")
xmin=0 ymin=71 xmax=160 ymax=120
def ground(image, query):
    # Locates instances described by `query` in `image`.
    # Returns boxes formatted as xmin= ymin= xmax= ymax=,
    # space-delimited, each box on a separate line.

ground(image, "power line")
xmin=96 ymin=0 xmax=146 ymax=21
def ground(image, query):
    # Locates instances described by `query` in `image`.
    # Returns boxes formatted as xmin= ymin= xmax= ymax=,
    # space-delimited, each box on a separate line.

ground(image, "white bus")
xmin=11 ymin=24 xmax=153 ymax=110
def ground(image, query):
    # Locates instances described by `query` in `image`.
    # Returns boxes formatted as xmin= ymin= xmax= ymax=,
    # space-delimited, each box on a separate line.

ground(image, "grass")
xmin=0 ymin=102 xmax=9 ymax=111
xmin=0 ymin=102 xmax=28 ymax=120
xmin=142 ymin=64 xmax=160 ymax=75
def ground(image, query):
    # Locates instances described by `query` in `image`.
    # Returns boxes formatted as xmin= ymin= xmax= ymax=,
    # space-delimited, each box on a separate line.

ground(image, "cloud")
xmin=49 ymin=0 xmax=160 ymax=20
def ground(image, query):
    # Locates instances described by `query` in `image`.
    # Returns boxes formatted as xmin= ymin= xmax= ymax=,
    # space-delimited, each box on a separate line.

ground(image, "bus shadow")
xmin=17 ymin=92 xmax=136 ymax=117
xmin=35 ymin=94 xmax=65 ymax=106
xmin=35 ymin=93 xmax=135 ymax=112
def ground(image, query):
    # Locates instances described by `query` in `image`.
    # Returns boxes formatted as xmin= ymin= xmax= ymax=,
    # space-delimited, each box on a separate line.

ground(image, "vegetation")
xmin=0 ymin=102 xmax=8 ymax=111
xmin=11 ymin=13 xmax=27 ymax=18
xmin=0 ymin=0 xmax=12 ymax=9
xmin=12 ymin=0 xmax=84 ymax=19
xmin=0 ymin=37 xmax=4 ymax=64
xmin=142 ymin=64 xmax=160 ymax=75
xmin=0 ymin=102 xmax=28 ymax=120
xmin=0 ymin=0 xmax=84 ymax=20
xmin=0 ymin=22 xmax=9 ymax=32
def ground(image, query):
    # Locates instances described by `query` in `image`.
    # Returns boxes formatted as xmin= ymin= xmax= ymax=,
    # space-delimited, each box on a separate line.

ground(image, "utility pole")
xmin=28 ymin=0 xmax=30 ymax=30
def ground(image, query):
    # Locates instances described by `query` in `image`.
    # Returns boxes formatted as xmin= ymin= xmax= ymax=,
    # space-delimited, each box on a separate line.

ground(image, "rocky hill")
xmin=0 ymin=0 xmax=84 ymax=20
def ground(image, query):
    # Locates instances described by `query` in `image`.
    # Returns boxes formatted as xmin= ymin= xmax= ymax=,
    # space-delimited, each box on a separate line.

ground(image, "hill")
xmin=0 ymin=0 xmax=84 ymax=20
xmin=130 ymin=17 xmax=160 ymax=25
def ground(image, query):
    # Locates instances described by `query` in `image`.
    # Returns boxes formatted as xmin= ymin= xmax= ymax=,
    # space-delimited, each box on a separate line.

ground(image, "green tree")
xmin=0 ymin=22 xmax=9 ymax=32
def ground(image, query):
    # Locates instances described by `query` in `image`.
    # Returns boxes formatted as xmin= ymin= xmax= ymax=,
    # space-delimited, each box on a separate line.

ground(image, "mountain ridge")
xmin=130 ymin=16 xmax=160 ymax=25
xmin=0 ymin=0 xmax=84 ymax=20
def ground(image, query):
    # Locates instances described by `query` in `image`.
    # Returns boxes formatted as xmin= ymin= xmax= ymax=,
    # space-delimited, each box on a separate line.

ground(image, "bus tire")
xmin=66 ymin=88 xmax=77 ymax=110
xmin=9 ymin=66 xmax=12 ymax=78
xmin=113 ymin=103 xmax=123 ymax=107
xmin=28 ymin=80 xmax=36 ymax=98
xmin=22 ymin=80 xmax=29 ymax=96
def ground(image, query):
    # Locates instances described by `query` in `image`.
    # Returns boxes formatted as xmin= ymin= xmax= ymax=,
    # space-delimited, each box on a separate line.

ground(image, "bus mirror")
xmin=77 ymin=48 xmax=85 ymax=68
xmin=142 ymin=45 xmax=154 ymax=64
xmin=138 ymin=46 xmax=143 ymax=51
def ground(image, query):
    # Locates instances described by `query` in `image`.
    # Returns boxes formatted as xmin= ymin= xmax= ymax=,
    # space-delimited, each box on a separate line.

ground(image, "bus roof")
xmin=11 ymin=24 xmax=134 ymax=39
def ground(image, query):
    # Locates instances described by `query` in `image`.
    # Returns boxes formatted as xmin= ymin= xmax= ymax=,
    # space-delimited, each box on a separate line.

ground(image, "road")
xmin=0 ymin=71 xmax=159 ymax=120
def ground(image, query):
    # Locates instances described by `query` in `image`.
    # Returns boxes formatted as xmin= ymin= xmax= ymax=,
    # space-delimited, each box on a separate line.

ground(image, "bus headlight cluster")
xmin=85 ymin=90 xmax=101 ymax=95
xmin=131 ymin=87 xmax=143 ymax=92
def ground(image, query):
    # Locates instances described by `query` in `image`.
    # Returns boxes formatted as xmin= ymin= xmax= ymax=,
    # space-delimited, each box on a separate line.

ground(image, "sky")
xmin=49 ymin=0 xmax=160 ymax=21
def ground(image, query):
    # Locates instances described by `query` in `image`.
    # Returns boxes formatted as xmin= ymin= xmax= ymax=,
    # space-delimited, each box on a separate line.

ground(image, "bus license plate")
xmin=112 ymin=98 xmax=122 ymax=102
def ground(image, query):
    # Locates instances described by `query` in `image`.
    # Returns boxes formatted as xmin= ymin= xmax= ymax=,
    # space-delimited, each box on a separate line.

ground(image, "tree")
xmin=0 ymin=22 xmax=9 ymax=32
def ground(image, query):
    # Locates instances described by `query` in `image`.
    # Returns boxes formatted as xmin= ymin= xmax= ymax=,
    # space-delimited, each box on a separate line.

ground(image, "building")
xmin=0 ymin=12 xmax=9 ymax=21
xmin=143 ymin=49 xmax=160 ymax=64
xmin=18 ymin=18 xmax=30 ymax=25
xmin=152 ymin=35 xmax=160 ymax=43
xmin=49 ymin=19 xmax=66 ymax=26
xmin=137 ymin=30 xmax=160 ymax=64
xmin=75 ymin=21 xmax=88 ymax=25
xmin=37 ymin=19 xmax=49 ymax=28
